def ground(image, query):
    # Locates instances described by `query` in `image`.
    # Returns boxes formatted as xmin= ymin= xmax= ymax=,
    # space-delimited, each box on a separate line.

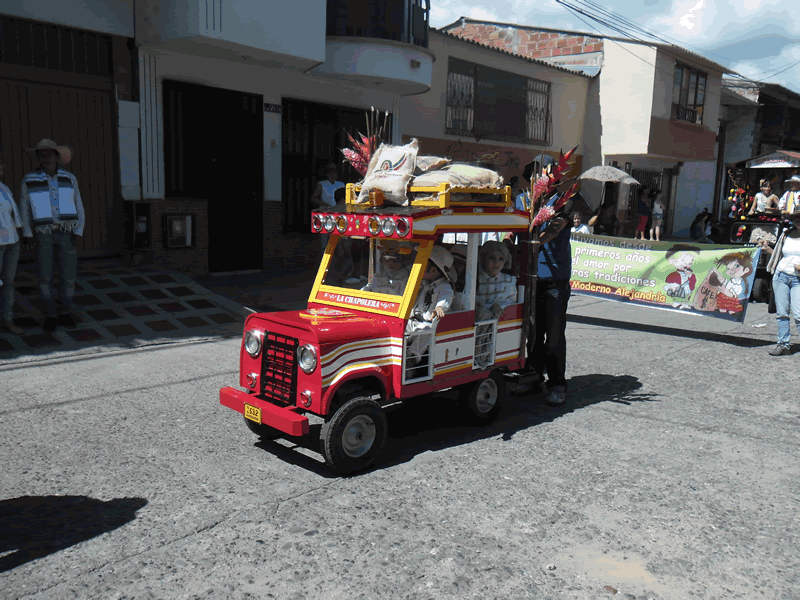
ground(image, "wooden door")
xmin=163 ymin=80 xmax=263 ymax=273
xmin=0 ymin=80 xmax=116 ymax=254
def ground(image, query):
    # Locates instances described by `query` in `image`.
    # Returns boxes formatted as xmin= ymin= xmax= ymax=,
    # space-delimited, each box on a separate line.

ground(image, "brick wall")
xmin=147 ymin=199 xmax=210 ymax=276
xmin=446 ymin=24 xmax=603 ymax=60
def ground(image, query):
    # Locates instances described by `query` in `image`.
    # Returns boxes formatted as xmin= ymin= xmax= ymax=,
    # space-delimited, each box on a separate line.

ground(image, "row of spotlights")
xmin=312 ymin=215 xmax=410 ymax=238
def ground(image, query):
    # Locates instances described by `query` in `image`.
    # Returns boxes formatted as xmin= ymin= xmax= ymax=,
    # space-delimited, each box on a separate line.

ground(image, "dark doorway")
xmin=163 ymin=80 xmax=263 ymax=273
xmin=282 ymin=99 xmax=392 ymax=233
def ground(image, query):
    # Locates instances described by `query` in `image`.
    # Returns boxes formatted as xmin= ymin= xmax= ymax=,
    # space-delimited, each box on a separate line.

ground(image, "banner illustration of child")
xmin=663 ymin=245 xmax=701 ymax=310
xmin=692 ymin=251 xmax=755 ymax=314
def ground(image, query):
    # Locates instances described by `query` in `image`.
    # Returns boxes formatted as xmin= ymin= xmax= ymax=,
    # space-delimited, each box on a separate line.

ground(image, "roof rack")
xmin=345 ymin=182 xmax=514 ymax=209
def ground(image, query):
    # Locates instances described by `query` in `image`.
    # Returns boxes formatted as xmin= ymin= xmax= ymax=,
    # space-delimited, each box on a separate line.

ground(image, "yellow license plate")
xmin=244 ymin=403 xmax=262 ymax=424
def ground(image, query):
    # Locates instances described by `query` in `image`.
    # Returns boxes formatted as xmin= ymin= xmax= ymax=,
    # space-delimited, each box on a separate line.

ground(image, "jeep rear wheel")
xmin=320 ymin=397 xmax=387 ymax=475
xmin=463 ymin=370 xmax=504 ymax=425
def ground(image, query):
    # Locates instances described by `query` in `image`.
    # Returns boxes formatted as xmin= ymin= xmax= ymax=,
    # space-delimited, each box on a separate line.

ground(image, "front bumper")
xmin=219 ymin=387 xmax=309 ymax=436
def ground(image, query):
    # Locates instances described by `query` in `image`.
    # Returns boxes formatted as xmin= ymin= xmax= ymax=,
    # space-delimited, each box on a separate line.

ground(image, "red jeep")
xmin=220 ymin=183 xmax=532 ymax=474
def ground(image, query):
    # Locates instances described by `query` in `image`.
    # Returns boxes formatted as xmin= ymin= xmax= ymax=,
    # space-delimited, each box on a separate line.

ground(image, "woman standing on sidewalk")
xmin=0 ymin=148 xmax=24 ymax=334
xmin=761 ymin=212 xmax=800 ymax=355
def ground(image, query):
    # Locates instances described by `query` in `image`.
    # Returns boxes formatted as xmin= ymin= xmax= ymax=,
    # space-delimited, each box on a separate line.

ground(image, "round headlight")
xmin=244 ymin=330 xmax=262 ymax=358
xmin=336 ymin=216 xmax=347 ymax=233
xmin=311 ymin=215 xmax=322 ymax=232
xmin=297 ymin=344 xmax=318 ymax=374
xmin=368 ymin=217 xmax=381 ymax=236
xmin=395 ymin=218 xmax=409 ymax=237
xmin=324 ymin=216 xmax=335 ymax=233
xmin=381 ymin=218 xmax=395 ymax=237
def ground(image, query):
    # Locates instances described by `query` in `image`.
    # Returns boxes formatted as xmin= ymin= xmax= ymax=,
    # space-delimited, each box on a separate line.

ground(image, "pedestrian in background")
xmin=779 ymin=175 xmax=800 ymax=215
xmin=571 ymin=212 xmax=590 ymax=234
xmin=761 ymin=212 xmax=800 ymax=355
xmin=633 ymin=186 xmax=650 ymax=240
xmin=0 ymin=147 xmax=24 ymax=335
xmin=19 ymin=139 xmax=85 ymax=332
xmin=649 ymin=189 xmax=664 ymax=241
xmin=591 ymin=195 xmax=618 ymax=237
xmin=310 ymin=163 xmax=345 ymax=258
xmin=690 ymin=211 xmax=713 ymax=244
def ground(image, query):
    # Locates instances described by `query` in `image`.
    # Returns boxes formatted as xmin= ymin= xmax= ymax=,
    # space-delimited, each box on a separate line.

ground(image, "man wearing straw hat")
xmin=19 ymin=139 xmax=85 ymax=332
xmin=779 ymin=175 xmax=800 ymax=215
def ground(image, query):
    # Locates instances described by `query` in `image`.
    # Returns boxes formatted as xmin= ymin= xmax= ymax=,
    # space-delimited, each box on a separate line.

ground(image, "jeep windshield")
xmin=321 ymin=238 xmax=419 ymax=295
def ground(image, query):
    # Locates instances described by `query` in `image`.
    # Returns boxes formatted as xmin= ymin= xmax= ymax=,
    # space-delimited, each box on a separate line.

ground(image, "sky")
xmin=429 ymin=0 xmax=800 ymax=95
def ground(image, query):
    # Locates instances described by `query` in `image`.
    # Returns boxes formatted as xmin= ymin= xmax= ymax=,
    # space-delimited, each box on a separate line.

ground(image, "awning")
xmin=744 ymin=150 xmax=800 ymax=169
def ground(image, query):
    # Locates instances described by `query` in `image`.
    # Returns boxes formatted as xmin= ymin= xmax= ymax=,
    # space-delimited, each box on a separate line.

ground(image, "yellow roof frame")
xmin=310 ymin=238 xmax=435 ymax=320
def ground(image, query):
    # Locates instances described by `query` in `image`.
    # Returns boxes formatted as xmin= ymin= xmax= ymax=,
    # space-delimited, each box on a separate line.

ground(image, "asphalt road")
xmin=0 ymin=295 xmax=798 ymax=599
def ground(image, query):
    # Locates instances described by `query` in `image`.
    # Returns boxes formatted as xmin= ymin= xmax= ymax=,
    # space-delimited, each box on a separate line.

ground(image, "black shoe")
xmin=57 ymin=313 xmax=76 ymax=328
xmin=43 ymin=316 xmax=58 ymax=332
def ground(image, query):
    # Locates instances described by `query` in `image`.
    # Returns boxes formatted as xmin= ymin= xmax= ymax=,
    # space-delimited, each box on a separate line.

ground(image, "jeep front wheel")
xmin=243 ymin=415 xmax=281 ymax=440
xmin=320 ymin=397 xmax=387 ymax=475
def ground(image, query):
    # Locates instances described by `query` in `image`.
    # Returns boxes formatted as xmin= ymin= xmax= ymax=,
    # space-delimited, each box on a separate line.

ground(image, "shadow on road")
xmin=381 ymin=373 xmax=655 ymax=467
xmin=569 ymin=313 xmax=772 ymax=348
xmin=0 ymin=495 xmax=147 ymax=572
xmin=250 ymin=373 xmax=653 ymax=476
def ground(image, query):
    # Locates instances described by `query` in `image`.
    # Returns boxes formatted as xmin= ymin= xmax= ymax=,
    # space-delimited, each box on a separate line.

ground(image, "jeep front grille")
xmin=260 ymin=331 xmax=298 ymax=404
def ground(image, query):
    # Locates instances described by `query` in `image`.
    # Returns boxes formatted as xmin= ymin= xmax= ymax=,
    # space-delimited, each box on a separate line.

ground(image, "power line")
xmin=553 ymin=0 xmax=731 ymax=105
xmin=557 ymin=0 xmax=800 ymax=90
xmin=553 ymin=0 xmax=732 ymax=82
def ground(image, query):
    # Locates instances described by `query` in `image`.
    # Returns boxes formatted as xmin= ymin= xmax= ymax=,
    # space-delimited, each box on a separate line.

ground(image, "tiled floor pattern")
xmin=0 ymin=260 xmax=245 ymax=359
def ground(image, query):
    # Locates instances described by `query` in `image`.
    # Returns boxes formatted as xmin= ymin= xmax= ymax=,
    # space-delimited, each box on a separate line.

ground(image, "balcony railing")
xmin=326 ymin=0 xmax=429 ymax=47
xmin=671 ymin=102 xmax=700 ymax=125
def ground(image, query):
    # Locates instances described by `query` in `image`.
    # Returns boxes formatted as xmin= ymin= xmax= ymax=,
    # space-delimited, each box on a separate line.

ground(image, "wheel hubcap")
xmin=475 ymin=379 xmax=498 ymax=413
xmin=342 ymin=415 xmax=377 ymax=458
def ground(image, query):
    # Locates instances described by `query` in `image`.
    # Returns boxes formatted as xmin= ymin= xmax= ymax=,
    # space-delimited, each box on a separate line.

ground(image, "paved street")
xmin=1 ymin=289 xmax=799 ymax=599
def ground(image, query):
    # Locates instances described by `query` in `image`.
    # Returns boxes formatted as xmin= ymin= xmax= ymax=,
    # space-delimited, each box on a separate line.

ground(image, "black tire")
xmin=752 ymin=277 xmax=768 ymax=303
xmin=243 ymin=414 xmax=281 ymax=440
xmin=320 ymin=397 xmax=387 ymax=475
xmin=462 ymin=370 xmax=504 ymax=425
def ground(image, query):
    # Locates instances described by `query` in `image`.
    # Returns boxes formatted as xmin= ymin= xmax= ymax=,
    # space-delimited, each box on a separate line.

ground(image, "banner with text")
xmin=569 ymin=234 xmax=762 ymax=323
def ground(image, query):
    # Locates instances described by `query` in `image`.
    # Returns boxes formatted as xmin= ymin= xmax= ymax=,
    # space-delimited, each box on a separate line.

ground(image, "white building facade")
xmin=1 ymin=0 xmax=435 ymax=273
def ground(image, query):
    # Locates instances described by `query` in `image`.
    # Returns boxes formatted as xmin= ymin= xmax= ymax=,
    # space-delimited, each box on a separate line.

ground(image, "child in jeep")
xmin=475 ymin=240 xmax=517 ymax=367
xmin=406 ymin=246 xmax=456 ymax=366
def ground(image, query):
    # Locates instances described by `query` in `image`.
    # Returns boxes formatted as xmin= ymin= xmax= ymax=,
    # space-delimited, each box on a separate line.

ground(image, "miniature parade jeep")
xmin=219 ymin=183 xmax=534 ymax=474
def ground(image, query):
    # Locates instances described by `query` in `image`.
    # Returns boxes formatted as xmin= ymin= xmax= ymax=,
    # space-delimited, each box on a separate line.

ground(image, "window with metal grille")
xmin=0 ymin=15 xmax=111 ymax=77
xmin=671 ymin=63 xmax=707 ymax=125
xmin=445 ymin=58 xmax=475 ymax=137
xmin=527 ymin=79 xmax=551 ymax=144
xmin=445 ymin=57 xmax=551 ymax=145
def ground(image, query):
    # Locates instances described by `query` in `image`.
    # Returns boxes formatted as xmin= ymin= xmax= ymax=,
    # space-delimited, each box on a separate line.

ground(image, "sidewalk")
xmin=0 ymin=260 xmax=313 ymax=365
xmin=1 ymin=255 xmax=779 ymax=365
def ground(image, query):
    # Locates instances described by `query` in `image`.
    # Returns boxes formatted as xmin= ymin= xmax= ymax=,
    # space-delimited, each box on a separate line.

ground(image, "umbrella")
xmin=579 ymin=165 xmax=640 ymax=186
xmin=522 ymin=153 xmax=555 ymax=182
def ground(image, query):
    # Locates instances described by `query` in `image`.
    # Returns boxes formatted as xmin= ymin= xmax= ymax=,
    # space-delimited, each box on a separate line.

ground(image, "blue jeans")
xmin=36 ymin=230 xmax=78 ymax=317
xmin=526 ymin=279 xmax=571 ymax=389
xmin=0 ymin=241 xmax=21 ymax=321
xmin=773 ymin=270 xmax=800 ymax=347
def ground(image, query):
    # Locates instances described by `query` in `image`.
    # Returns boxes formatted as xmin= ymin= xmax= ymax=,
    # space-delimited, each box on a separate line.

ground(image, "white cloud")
xmin=735 ymin=0 xmax=785 ymax=16
xmin=651 ymin=0 xmax=715 ymax=40
xmin=468 ymin=5 xmax=500 ymax=21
